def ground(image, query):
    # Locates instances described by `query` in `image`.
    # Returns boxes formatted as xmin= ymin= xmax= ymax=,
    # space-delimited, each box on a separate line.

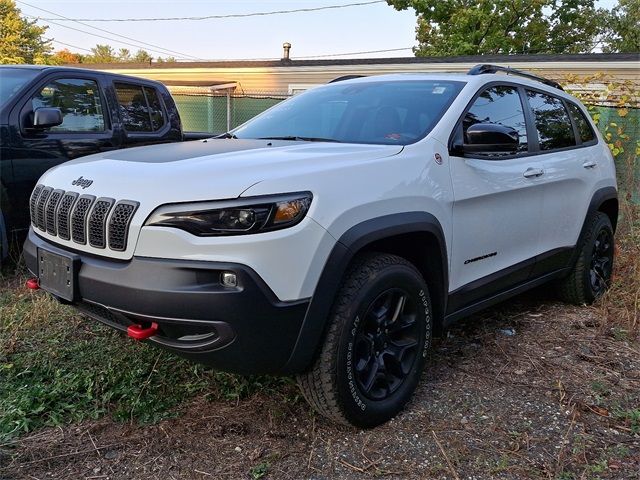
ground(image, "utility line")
xmin=24 ymin=15 xmax=201 ymax=60
xmin=50 ymin=39 xmax=93 ymax=53
xmin=26 ymin=0 xmax=386 ymax=22
xmin=298 ymin=47 xmax=413 ymax=58
xmin=18 ymin=1 xmax=201 ymax=60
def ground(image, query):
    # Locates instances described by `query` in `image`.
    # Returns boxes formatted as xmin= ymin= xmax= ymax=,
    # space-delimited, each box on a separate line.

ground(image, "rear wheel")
xmin=557 ymin=212 xmax=614 ymax=305
xmin=297 ymin=253 xmax=432 ymax=428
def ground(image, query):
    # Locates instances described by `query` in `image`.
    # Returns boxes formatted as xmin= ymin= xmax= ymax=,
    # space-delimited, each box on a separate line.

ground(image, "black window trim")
xmin=564 ymin=99 xmax=598 ymax=147
xmin=114 ymin=81 xmax=169 ymax=136
xmin=448 ymin=80 xmax=599 ymax=160
xmin=17 ymin=72 xmax=112 ymax=137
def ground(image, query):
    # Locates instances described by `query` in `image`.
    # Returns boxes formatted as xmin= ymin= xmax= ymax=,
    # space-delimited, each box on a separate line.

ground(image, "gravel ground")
xmin=2 ymin=288 xmax=638 ymax=480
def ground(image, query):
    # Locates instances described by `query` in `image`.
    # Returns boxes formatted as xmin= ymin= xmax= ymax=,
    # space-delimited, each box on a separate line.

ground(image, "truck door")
xmin=8 ymin=74 xmax=116 ymax=230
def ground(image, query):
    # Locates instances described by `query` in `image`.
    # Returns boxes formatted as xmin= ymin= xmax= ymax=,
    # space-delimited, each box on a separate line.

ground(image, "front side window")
xmin=115 ymin=83 xmax=166 ymax=132
xmin=463 ymin=86 xmax=528 ymax=153
xmin=567 ymin=102 xmax=596 ymax=144
xmin=233 ymin=80 xmax=465 ymax=145
xmin=526 ymin=91 xmax=576 ymax=151
xmin=31 ymin=78 xmax=105 ymax=132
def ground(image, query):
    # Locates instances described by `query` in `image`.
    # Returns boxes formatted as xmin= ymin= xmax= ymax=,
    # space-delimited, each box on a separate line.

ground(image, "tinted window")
xmin=31 ymin=78 xmax=105 ymax=132
xmin=143 ymin=86 xmax=166 ymax=130
xmin=0 ymin=68 xmax=40 ymax=108
xmin=567 ymin=102 xmax=595 ymax=143
xmin=233 ymin=81 xmax=464 ymax=145
xmin=526 ymin=91 xmax=575 ymax=150
xmin=463 ymin=86 xmax=528 ymax=153
xmin=115 ymin=83 xmax=151 ymax=132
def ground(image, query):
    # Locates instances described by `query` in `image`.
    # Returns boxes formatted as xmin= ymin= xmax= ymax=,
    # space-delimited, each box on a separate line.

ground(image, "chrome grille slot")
xmin=30 ymin=184 xmax=44 ymax=226
xmin=45 ymin=189 xmax=64 ymax=235
xmin=56 ymin=192 xmax=79 ymax=241
xmin=88 ymin=198 xmax=115 ymax=249
xmin=71 ymin=195 xmax=96 ymax=245
xmin=108 ymin=201 xmax=139 ymax=251
xmin=36 ymin=187 xmax=52 ymax=231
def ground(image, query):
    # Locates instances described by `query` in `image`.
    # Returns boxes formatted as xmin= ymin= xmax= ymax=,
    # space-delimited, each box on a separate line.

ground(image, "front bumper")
xmin=24 ymin=229 xmax=309 ymax=374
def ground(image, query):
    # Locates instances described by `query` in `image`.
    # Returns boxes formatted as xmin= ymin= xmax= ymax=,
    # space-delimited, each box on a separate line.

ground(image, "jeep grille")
xmin=30 ymin=184 xmax=139 ymax=252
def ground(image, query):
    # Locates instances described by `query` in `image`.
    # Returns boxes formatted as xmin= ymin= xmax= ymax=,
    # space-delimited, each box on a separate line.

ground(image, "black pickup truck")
xmin=0 ymin=65 xmax=206 ymax=259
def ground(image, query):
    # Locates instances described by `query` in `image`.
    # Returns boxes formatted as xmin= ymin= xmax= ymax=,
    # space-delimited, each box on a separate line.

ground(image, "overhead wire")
xmin=26 ymin=0 xmax=387 ymax=22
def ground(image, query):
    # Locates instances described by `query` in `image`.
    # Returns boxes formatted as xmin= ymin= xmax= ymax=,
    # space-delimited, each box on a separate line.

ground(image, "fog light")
xmin=221 ymin=272 xmax=237 ymax=287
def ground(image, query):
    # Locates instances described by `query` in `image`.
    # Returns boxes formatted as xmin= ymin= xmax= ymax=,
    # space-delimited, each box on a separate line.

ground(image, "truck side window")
xmin=115 ymin=83 xmax=166 ymax=133
xmin=463 ymin=86 xmax=528 ymax=154
xmin=526 ymin=90 xmax=576 ymax=151
xmin=31 ymin=78 xmax=105 ymax=132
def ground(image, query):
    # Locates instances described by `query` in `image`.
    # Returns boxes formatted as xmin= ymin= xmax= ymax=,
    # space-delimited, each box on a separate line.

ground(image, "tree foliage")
xmin=602 ymin=0 xmax=640 ymax=53
xmin=0 ymin=0 xmax=52 ymax=64
xmin=387 ymin=0 xmax=610 ymax=56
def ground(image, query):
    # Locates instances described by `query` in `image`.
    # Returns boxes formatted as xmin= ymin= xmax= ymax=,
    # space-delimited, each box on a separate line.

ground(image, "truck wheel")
xmin=297 ymin=253 xmax=432 ymax=428
xmin=557 ymin=212 xmax=614 ymax=305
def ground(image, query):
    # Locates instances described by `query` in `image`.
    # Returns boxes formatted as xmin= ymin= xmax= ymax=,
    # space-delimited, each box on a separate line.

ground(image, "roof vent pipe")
xmin=282 ymin=42 xmax=291 ymax=61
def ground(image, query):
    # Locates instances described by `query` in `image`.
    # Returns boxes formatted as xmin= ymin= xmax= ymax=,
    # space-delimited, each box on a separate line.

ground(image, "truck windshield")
xmin=233 ymin=80 xmax=464 ymax=145
xmin=0 ymin=68 xmax=40 ymax=109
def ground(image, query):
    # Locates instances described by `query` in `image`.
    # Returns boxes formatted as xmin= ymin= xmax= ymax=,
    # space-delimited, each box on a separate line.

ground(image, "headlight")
xmin=144 ymin=192 xmax=312 ymax=236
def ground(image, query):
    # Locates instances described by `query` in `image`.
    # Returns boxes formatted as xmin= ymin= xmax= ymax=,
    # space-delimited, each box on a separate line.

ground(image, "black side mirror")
xmin=463 ymin=123 xmax=519 ymax=154
xmin=33 ymin=108 xmax=63 ymax=129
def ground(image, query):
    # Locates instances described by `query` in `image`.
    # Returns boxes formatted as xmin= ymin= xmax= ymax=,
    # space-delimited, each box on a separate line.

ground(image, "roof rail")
xmin=328 ymin=75 xmax=366 ymax=83
xmin=467 ymin=64 xmax=563 ymax=91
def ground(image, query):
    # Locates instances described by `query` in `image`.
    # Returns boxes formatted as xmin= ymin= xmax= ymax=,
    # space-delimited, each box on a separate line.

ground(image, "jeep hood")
xmin=40 ymin=139 xmax=403 ymax=203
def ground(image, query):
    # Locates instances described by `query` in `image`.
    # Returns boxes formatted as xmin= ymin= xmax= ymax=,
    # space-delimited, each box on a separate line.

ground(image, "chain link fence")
xmin=173 ymin=90 xmax=290 ymax=134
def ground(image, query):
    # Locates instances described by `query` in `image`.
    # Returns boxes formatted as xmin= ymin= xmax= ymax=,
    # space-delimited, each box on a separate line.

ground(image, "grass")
xmin=0 ymin=269 xmax=294 ymax=443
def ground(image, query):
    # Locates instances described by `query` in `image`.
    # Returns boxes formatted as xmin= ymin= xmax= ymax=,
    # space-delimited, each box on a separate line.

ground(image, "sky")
xmin=16 ymin=0 xmax=620 ymax=62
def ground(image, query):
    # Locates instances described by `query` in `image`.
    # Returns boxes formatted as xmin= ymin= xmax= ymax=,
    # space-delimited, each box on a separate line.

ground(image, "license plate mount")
xmin=37 ymin=248 xmax=78 ymax=301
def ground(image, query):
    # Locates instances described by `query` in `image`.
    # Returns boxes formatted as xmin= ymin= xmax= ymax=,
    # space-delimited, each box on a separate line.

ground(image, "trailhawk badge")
xmin=71 ymin=176 xmax=93 ymax=189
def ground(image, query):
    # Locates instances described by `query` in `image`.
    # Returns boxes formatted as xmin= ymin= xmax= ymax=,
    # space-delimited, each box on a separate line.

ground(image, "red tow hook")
xmin=127 ymin=322 xmax=159 ymax=340
xmin=26 ymin=278 xmax=40 ymax=290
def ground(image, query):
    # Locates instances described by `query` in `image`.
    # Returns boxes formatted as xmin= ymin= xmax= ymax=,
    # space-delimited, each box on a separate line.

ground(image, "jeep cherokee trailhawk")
xmin=24 ymin=65 xmax=618 ymax=427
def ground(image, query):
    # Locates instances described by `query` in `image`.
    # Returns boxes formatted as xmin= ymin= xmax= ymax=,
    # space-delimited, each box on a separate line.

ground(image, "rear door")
xmin=524 ymin=90 xmax=601 ymax=275
xmin=448 ymin=84 xmax=544 ymax=310
xmin=7 ymin=73 xmax=116 ymax=230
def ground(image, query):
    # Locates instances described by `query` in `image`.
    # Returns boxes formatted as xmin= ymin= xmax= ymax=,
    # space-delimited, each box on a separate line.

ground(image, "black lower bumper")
xmin=24 ymin=230 xmax=310 ymax=374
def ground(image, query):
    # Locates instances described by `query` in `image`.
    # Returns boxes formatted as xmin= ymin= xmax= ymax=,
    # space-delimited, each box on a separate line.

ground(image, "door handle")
xmin=523 ymin=167 xmax=544 ymax=178
xmin=583 ymin=160 xmax=597 ymax=169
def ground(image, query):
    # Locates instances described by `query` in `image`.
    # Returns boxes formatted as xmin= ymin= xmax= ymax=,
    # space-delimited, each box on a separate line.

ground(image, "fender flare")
xmin=282 ymin=211 xmax=448 ymax=373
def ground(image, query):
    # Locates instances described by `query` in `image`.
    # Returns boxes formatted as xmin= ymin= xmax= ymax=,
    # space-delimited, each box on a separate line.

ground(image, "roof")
xmin=76 ymin=53 xmax=638 ymax=70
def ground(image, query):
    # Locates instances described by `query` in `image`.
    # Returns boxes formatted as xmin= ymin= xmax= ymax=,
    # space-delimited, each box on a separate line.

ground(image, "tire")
xmin=297 ymin=253 xmax=432 ymax=428
xmin=557 ymin=212 xmax=614 ymax=305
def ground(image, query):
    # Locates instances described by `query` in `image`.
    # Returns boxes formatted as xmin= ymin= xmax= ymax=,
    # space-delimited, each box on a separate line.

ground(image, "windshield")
xmin=233 ymin=80 xmax=464 ymax=145
xmin=0 ymin=68 xmax=40 ymax=109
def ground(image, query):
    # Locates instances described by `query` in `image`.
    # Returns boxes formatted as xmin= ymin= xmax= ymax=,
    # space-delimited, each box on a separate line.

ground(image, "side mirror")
xmin=463 ymin=123 xmax=519 ymax=154
xmin=33 ymin=108 xmax=63 ymax=129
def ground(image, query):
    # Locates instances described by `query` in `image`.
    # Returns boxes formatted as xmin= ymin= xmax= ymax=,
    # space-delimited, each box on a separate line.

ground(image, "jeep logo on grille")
xmin=71 ymin=176 xmax=93 ymax=189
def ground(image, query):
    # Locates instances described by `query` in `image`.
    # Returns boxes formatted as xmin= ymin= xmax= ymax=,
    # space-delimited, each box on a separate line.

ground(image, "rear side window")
xmin=463 ymin=86 xmax=528 ymax=153
xmin=115 ymin=83 xmax=166 ymax=132
xmin=31 ymin=78 xmax=105 ymax=132
xmin=526 ymin=90 xmax=576 ymax=151
xmin=567 ymin=102 xmax=596 ymax=143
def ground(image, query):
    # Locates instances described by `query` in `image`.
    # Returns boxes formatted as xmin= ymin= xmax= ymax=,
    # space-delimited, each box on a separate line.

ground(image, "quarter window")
xmin=115 ymin=83 xmax=166 ymax=132
xmin=567 ymin=102 xmax=596 ymax=144
xmin=526 ymin=91 xmax=576 ymax=150
xmin=463 ymin=86 xmax=528 ymax=153
xmin=31 ymin=78 xmax=105 ymax=132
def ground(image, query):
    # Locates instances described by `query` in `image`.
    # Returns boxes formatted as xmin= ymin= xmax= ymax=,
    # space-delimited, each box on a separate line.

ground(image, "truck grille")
xmin=30 ymin=184 xmax=139 ymax=252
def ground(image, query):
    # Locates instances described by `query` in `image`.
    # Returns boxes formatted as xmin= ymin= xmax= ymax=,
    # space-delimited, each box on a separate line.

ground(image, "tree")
xmin=87 ymin=44 xmax=116 ymax=63
xmin=602 ymin=0 xmax=640 ymax=53
xmin=51 ymin=48 xmax=83 ymax=64
xmin=0 ymin=0 xmax=52 ymax=64
xmin=133 ymin=49 xmax=153 ymax=63
xmin=386 ymin=0 xmax=605 ymax=56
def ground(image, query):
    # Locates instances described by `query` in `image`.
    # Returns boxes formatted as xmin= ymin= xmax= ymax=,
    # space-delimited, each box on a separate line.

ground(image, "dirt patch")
xmin=3 ymin=290 xmax=638 ymax=479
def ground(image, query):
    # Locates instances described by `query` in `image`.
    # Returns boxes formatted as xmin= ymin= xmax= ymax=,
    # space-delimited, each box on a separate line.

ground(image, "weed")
xmin=250 ymin=461 xmax=270 ymax=479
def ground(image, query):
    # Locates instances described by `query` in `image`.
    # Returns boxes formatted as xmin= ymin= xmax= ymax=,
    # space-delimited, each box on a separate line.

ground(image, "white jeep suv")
xmin=24 ymin=65 xmax=618 ymax=427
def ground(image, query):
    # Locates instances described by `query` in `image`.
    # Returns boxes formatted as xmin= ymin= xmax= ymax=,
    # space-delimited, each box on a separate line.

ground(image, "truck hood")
xmin=41 ymin=139 xmax=403 ymax=203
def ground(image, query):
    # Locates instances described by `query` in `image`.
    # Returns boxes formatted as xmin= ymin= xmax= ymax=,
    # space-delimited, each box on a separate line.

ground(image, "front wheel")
xmin=297 ymin=253 xmax=432 ymax=428
xmin=557 ymin=212 xmax=614 ymax=305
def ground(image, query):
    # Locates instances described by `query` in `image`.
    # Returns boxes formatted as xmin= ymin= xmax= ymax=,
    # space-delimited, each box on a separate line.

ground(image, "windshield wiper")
xmin=257 ymin=136 xmax=341 ymax=143
xmin=217 ymin=132 xmax=237 ymax=139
